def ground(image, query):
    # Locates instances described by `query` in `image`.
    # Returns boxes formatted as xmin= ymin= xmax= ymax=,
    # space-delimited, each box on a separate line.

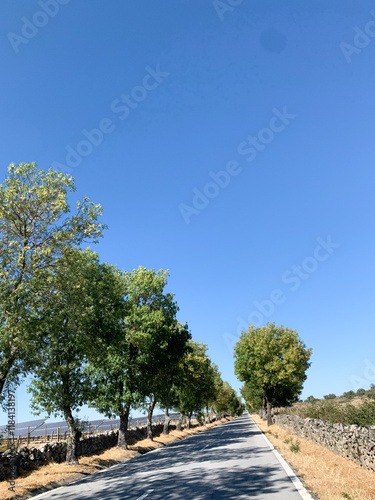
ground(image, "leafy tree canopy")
xmin=87 ymin=266 xmax=186 ymax=448
xmin=28 ymin=247 xmax=123 ymax=463
xmin=234 ymin=323 xmax=312 ymax=424
xmin=174 ymin=341 xmax=218 ymax=419
xmin=0 ymin=162 xmax=106 ymax=398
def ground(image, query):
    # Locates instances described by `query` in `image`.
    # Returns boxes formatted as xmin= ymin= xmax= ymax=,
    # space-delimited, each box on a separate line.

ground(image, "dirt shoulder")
xmin=1 ymin=418 xmax=234 ymax=500
xmin=252 ymin=414 xmax=375 ymax=500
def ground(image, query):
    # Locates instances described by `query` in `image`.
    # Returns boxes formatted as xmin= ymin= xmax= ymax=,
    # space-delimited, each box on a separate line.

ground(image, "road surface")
xmin=34 ymin=413 xmax=310 ymax=499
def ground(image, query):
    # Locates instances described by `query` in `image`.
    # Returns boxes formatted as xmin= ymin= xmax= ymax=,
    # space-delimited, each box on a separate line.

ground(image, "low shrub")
xmin=281 ymin=400 xmax=375 ymax=426
xmin=289 ymin=440 xmax=300 ymax=453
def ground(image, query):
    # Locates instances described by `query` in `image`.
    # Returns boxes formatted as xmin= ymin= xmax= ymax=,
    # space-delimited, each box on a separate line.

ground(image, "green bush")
xmin=367 ymin=385 xmax=375 ymax=400
xmin=341 ymin=493 xmax=352 ymax=499
xmin=323 ymin=394 xmax=336 ymax=400
xmin=285 ymin=400 xmax=375 ymax=426
xmin=342 ymin=390 xmax=355 ymax=400
xmin=305 ymin=395 xmax=317 ymax=403
xmin=290 ymin=440 xmax=300 ymax=453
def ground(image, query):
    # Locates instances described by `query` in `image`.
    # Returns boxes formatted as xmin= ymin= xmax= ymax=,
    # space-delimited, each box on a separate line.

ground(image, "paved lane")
xmin=34 ymin=413 xmax=308 ymax=499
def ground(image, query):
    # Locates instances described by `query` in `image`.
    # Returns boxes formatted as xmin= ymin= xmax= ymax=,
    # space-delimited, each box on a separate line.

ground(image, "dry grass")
xmin=280 ymin=396 xmax=372 ymax=413
xmin=0 ymin=417 xmax=233 ymax=499
xmin=252 ymin=414 xmax=375 ymax=500
xmin=343 ymin=396 xmax=371 ymax=407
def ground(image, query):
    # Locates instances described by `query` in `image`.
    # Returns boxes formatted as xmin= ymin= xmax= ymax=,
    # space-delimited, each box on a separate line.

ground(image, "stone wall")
xmin=0 ymin=422 xmax=168 ymax=481
xmin=274 ymin=414 xmax=375 ymax=471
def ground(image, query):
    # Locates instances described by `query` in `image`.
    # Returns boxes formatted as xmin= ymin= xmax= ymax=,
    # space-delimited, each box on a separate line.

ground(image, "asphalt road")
xmin=34 ymin=413 xmax=308 ymax=499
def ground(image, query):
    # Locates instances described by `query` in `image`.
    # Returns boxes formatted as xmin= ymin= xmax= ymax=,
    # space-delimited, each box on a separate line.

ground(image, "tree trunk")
xmin=176 ymin=412 xmax=184 ymax=431
xmin=118 ymin=405 xmax=130 ymax=449
xmin=0 ymin=352 xmax=17 ymax=399
xmin=0 ymin=375 xmax=6 ymax=398
xmin=262 ymin=392 xmax=267 ymax=420
xmin=266 ymin=397 xmax=273 ymax=427
xmin=147 ymin=397 xmax=156 ymax=441
xmin=186 ymin=412 xmax=192 ymax=429
xmin=205 ymin=406 xmax=209 ymax=426
xmin=63 ymin=408 xmax=81 ymax=465
xmin=0 ymin=282 xmax=28 ymax=401
xmin=163 ymin=407 xmax=171 ymax=435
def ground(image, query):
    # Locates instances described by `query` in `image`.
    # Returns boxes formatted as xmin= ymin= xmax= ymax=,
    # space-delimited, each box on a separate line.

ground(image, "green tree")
xmin=173 ymin=341 xmax=217 ymax=429
xmin=240 ymin=382 xmax=263 ymax=413
xmin=205 ymin=364 xmax=222 ymax=424
xmin=305 ymin=395 xmax=317 ymax=403
xmin=0 ymin=163 xmax=105 ymax=398
xmin=234 ymin=323 xmax=312 ymax=425
xmin=159 ymin=383 xmax=180 ymax=435
xmin=87 ymin=267 xmax=184 ymax=448
xmin=146 ymin=321 xmax=191 ymax=437
xmin=323 ymin=394 xmax=336 ymax=400
xmin=141 ymin=320 xmax=191 ymax=440
xmin=366 ymin=385 xmax=375 ymax=400
xmin=28 ymin=247 xmax=123 ymax=464
xmin=214 ymin=381 xmax=243 ymax=416
xmin=342 ymin=390 xmax=355 ymax=400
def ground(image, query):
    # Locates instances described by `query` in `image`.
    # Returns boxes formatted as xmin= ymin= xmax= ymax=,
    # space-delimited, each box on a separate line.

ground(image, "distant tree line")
xmin=284 ymin=399 xmax=375 ymax=427
xmin=279 ymin=384 xmax=375 ymax=426
xmin=305 ymin=385 xmax=375 ymax=403
xmin=0 ymin=163 xmax=243 ymax=464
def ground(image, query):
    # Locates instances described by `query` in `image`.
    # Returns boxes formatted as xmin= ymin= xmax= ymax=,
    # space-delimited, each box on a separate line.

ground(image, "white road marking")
xmin=136 ymin=489 xmax=154 ymax=499
xmin=251 ymin=418 xmax=314 ymax=500
xmin=32 ymin=487 xmax=65 ymax=499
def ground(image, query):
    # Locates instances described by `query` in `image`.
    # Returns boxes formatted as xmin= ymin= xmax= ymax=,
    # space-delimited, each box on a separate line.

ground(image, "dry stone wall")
xmin=0 ymin=423 xmax=167 ymax=481
xmin=274 ymin=414 xmax=375 ymax=471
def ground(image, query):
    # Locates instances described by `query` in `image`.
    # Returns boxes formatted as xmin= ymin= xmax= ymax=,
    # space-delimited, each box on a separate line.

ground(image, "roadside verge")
xmin=250 ymin=415 xmax=314 ymax=500
xmin=252 ymin=414 xmax=375 ymax=500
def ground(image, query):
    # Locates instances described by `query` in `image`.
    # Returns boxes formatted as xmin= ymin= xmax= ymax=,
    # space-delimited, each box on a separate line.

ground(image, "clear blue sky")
xmin=1 ymin=0 xmax=375 ymax=425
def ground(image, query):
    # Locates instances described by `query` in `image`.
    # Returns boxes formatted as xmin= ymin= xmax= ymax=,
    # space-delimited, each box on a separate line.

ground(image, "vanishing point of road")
xmin=34 ymin=412 xmax=312 ymax=499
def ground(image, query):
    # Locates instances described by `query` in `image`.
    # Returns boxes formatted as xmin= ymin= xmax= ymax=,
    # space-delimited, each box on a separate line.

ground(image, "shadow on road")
xmin=40 ymin=415 xmax=298 ymax=499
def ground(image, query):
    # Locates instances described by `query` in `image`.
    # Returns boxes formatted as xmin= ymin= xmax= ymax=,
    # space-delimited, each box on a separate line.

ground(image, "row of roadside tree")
xmin=0 ymin=163 xmax=243 ymax=464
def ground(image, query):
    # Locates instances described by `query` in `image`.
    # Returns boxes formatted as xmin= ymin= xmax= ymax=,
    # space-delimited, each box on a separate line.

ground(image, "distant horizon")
xmin=2 ymin=376 xmax=373 ymax=428
xmin=0 ymin=411 xmax=180 ymax=434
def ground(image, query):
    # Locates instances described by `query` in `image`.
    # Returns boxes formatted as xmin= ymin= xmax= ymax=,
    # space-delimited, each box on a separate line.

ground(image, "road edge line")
xmin=250 ymin=417 xmax=314 ymax=500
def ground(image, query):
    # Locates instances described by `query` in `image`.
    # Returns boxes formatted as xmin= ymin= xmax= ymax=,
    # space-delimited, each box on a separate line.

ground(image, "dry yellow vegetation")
xmin=252 ymin=414 xmax=375 ymax=500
